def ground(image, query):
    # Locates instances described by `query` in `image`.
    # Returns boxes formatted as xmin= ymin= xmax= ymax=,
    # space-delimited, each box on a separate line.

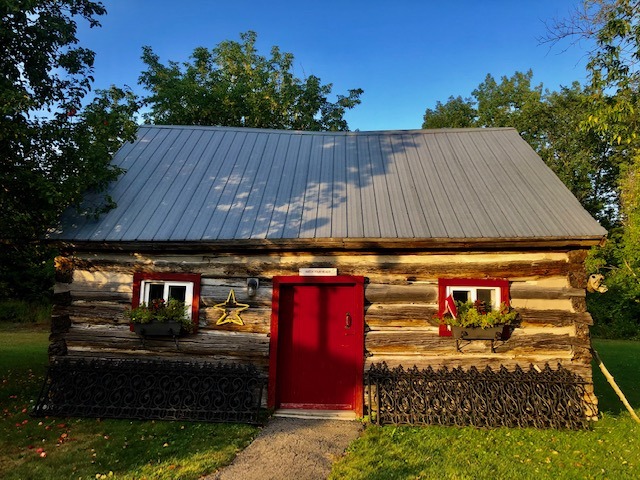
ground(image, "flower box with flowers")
xmin=125 ymin=298 xmax=192 ymax=337
xmin=444 ymin=300 xmax=519 ymax=342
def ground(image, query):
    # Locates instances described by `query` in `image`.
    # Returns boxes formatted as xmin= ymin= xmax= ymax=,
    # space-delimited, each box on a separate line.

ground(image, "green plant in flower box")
xmin=444 ymin=300 xmax=519 ymax=329
xmin=125 ymin=298 xmax=192 ymax=332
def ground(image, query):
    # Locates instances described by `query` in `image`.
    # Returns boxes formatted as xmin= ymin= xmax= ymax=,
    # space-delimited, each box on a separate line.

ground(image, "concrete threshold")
xmin=273 ymin=409 xmax=357 ymax=421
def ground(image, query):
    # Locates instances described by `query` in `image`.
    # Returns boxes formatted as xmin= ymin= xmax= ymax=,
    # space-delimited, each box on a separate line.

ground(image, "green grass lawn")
xmin=330 ymin=338 xmax=640 ymax=480
xmin=0 ymin=323 xmax=259 ymax=480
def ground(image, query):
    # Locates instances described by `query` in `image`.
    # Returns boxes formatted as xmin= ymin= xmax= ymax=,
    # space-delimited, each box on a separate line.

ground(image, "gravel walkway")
xmin=207 ymin=417 xmax=363 ymax=480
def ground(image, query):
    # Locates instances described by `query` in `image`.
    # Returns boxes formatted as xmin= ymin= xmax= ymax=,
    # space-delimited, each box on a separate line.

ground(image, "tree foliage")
xmin=0 ymin=1 xmax=139 ymax=300
xmin=546 ymin=0 xmax=640 ymax=143
xmin=139 ymin=31 xmax=363 ymax=131
xmin=422 ymin=96 xmax=476 ymax=129
xmin=576 ymin=0 xmax=640 ymax=338
xmin=533 ymin=0 xmax=640 ymax=337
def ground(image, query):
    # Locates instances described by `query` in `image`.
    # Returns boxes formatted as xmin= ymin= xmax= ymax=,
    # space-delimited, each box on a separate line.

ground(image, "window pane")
xmin=477 ymin=288 xmax=496 ymax=309
xmin=168 ymin=285 xmax=187 ymax=303
xmin=148 ymin=283 xmax=164 ymax=302
xmin=452 ymin=290 xmax=470 ymax=303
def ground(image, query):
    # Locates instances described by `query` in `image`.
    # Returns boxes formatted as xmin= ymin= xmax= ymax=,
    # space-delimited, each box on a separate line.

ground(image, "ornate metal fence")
xmin=367 ymin=363 xmax=589 ymax=429
xmin=32 ymin=357 xmax=266 ymax=424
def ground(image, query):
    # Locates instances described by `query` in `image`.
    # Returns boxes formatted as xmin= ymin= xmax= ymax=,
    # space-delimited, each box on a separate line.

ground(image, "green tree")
xmin=472 ymin=70 xmax=544 ymax=137
xmin=534 ymin=84 xmax=620 ymax=225
xmin=139 ymin=31 xmax=363 ymax=131
xmin=541 ymin=0 xmax=640 ymax=337
xmin=0 ymin=1 xmax=139 ymax=300
xmin=581 ymin=0 xmax=640 ymax=337
xmin=422 ymin=96 xmax=476 ymax=129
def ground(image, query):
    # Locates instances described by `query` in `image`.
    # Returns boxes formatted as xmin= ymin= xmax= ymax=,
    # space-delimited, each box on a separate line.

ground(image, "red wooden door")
xmin=269 ymin=276 xmax=364 ymax=414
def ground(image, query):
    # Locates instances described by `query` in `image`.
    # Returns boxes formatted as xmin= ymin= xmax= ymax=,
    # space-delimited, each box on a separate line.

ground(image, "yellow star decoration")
xmin=214 ymin=289 xmax=249 ymax=326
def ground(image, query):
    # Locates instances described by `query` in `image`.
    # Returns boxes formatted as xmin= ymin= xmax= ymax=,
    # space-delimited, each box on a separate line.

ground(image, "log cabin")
xmin=46 ymin=125 xmax=607 ymax=425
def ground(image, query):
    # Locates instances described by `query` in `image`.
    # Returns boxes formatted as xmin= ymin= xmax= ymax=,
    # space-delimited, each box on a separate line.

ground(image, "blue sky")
xmin=77 ymin=0 xmax=592 ymax=131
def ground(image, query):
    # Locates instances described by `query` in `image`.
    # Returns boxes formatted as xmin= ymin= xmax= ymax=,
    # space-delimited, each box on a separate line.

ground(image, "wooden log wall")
xmin=52 ymin=248 xmax=597 ymax=419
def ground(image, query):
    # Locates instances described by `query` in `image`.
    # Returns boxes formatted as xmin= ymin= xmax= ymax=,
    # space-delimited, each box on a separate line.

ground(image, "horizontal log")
xmin=63 ymin=302 xmax=272 ymax=331
xmin=62 ymin=348 xmax=269 ymax=371
xmin=57 ymin=237 xmax=602 ymax=254
xmin=365 ymin=327 xmax=575 ymax=356
xmin=69 ymin=252 xmax=571 ymax=281
xmin=365 ymin=304 xmax=439 ymax=328
xmin=68 ymin=276 xmax=463 ymax=307
xmin=518 ymin=309 xmax=593 ymax=327
xmin=364 ymin=283 xmax=437 ymax=304
xmin=72 ymin=270 xmax=133 ymax=288
xmin=366 ymin=327 xmax=468 ymax=355
xmin=63 ymin=325 xmax=270 ymax=360
xmin=68 ymin=281 xmax=132 ymax=294
xmin=200 ymin=307 xmax=271 ymax=334
xmin=71 ymin=291 xmax=132 ymax=303
xmin=511 ymin=298 xmax=575 ymax=312
xmin=510 ymin=284 xmax=585 ymax=300
xmin=201 ymin=285 xmax=273 ymax=307
xmin=70 ymin=259 xmax=572 ymax=281
xmin=500 ymin=333 xmax=573 ymax=353
xmin=70 ymin=252 xmax=571 ymax=265
xmin=65 ymin=302 xmax=129 ymax=324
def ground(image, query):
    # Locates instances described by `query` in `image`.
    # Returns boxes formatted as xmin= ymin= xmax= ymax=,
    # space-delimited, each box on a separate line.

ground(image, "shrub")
xmin=125 ymin=298 xmax=192 ymax=332
xmin=443 ymin=301 xmax=519 ymax=329
xmin=0 ymin=300 xmax=51 ymax=323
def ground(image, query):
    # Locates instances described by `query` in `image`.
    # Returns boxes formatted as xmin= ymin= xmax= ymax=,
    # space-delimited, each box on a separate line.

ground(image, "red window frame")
xmin=438 ymin=278 xmax=510 ymax=337
xmin=131 ymin=272 xmax=201 ymax=333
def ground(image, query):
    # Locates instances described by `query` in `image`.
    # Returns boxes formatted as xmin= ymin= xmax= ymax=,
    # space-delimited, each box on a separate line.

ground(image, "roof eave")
xmin=49 ymin=235 xmax=607 ymax=254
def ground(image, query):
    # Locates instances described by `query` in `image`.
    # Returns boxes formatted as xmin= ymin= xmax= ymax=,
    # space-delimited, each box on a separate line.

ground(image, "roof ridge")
xmin=141 ymin=124 xmax=518 ymax=136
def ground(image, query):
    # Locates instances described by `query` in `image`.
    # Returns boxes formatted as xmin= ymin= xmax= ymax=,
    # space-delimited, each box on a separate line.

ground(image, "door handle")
xmin=345 ymin=312 xmax=352 ymax=329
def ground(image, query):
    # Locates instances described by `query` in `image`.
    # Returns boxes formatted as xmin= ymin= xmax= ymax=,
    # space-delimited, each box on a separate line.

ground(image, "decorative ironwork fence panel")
xmin=367 ymin=363 xmax=589 ymax=429
xmin=32 ymin=357 xmax=266 ymax=424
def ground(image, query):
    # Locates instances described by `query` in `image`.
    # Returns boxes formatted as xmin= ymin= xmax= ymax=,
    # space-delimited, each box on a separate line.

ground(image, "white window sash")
xmin=446 ymin=286 xmax=502 ymax=310
xmin=140 ymin=280 xmax=194 ymax=319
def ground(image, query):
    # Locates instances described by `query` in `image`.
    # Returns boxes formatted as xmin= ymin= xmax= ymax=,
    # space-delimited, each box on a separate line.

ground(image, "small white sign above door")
xmin=299 ymin=268 xmax=338 ymax=276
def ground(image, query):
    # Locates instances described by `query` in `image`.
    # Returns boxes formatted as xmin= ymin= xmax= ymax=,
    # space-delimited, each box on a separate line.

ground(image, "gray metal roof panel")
xmin=52 ymin=125 xmax=607 ymax=242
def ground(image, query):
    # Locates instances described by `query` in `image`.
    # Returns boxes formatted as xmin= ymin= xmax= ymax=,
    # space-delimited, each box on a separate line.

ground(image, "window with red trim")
xmin=438 ymin=278 xmax=510 ymax=337
xmin=131 ymin=273 xmax=201 ymax=332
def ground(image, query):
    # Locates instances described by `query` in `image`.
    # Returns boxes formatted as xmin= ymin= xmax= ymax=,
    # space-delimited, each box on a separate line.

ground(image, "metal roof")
xmin=52 ymin=125 xmax=607 ymax=243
